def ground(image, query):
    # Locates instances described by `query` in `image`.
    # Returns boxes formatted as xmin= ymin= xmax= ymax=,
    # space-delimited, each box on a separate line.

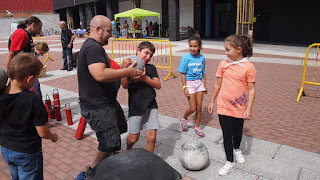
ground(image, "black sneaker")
xmin=84 ymin=167 xmax=92 ymax=177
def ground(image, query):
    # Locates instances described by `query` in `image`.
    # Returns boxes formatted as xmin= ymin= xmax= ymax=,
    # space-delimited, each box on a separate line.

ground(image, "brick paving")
xmin=0 ymin=35 xmax=319 ymax=179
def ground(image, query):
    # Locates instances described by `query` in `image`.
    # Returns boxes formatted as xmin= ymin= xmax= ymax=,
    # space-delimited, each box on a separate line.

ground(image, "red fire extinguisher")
xmin=49 ymin=104 xmax=55 ymax=119
xmin=65 ymin=103 xmax=73 ymax=125
xmin=44 ymin=94 xmax=51 ymax=117
xmin=54 ymin=105 xmax=62 ymax=121
xmin=75 ymin=116 xmax=87 ymax=140
xmin=52 ymin=88 xmax=61 ymax=107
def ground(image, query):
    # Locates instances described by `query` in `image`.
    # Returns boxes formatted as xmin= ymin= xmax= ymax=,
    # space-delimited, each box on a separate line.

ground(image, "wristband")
xmin=182 ymin=85 xmax=187 ymax=90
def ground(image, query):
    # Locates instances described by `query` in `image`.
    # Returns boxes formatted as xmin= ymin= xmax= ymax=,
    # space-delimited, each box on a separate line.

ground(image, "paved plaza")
xmin=0 ymin=35 xmax=319 ymax=179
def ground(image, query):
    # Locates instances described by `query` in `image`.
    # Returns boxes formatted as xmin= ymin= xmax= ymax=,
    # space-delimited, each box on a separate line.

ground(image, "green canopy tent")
xmin=114 ymin=8 xmax=161 ymax=38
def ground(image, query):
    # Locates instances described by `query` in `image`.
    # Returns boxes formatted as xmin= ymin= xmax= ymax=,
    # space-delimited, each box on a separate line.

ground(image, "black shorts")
xmin=81 ymin=101 xmax=127 ymax=152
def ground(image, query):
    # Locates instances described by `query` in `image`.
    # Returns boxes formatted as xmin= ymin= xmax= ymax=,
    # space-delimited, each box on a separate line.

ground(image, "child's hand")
xmin=122 ymin=58 xmax=132 ymax=68
xmin=243 ymin=110 xmax=252 ymax=120
xmin=127 ymin=61 xmax=140 ymax=79
xmin=204 ymin=86 xmax=208 ymax=94
xmin=208 ymin=102 xmax=214 ymax=114
xmin=132 ymin=74 xmax=146 ymax=82
xmin=184 ymin=88 xmax=190 ymax=97
xmin=132 ymin=67 xmax=146 ymax=81
xmin=51 ymin=133 xmax=58 ymax=142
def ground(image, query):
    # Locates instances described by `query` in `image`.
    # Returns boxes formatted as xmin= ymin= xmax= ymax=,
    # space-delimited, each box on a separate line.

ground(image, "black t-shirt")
xmin=77 ymin=38 xmax=117 ymax=110
xmin=0 ymin=90 xmax=48 ymax=153
xmin=61 ymin=28 xmax=73 ymax=48
xmin=128 ymin=64 xmax=159 ymax=117
xmin=116 ymin=22 xmax=121 ymax=31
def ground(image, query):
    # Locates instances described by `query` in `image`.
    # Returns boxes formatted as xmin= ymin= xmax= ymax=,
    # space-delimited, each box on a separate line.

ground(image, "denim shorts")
xmin=1 ymin=147 xmax=43 ymax=180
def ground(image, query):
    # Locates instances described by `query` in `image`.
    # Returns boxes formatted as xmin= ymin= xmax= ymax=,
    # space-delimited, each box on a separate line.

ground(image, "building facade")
xmin=0 ymin=0 xmax=53 ymax=18
xmin=52 ymin=0 xmax=320 ymax=45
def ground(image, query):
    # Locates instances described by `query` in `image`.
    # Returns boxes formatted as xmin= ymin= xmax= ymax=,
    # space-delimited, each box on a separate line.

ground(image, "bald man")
xmin=77 ymin=15 xmax=142 ymax=169
xmin=59 ymin=21 xmax=76 ymax=71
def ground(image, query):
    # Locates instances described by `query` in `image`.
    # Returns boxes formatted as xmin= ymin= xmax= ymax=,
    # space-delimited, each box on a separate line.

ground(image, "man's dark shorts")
xmin=80 ymin=101 xmax=127 ymax=152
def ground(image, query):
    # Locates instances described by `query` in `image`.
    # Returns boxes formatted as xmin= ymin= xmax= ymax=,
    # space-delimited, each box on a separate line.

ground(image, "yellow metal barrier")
xmin=32 ymin=37 xmax=54 ymax=63
xmin=297 ymin=43 xmax=320 ymax=101
xmin=111 ymin=38 xmax=176 ymax=81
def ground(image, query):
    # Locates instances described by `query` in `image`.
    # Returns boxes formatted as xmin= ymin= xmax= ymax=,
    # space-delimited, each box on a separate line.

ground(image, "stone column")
xmin=205 ymin=0 xmax=213 ymax=37
xmin=79 ymin=4 xmax=86 ymax=29
xmin=162 ymin=0 xmax=169 ymax=37
xmin=85 ymin=3 xmax=95 ymax=27
xmin=194 ymin=0 xmax=202 ymax=35
xmin=169 ymin=0 xmax=180 ymax=41
xmin=106 ymin=0 xmax=118 ymax=20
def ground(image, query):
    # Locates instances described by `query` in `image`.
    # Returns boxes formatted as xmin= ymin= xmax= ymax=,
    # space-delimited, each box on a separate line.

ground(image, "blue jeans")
xmin=62 ymin=47 xmax=72 ymax=70
xmin=33 ymin=79 xmax=42 ymax=101
xmin=1 ymin=147 xmax=43 ymax=180
xmin=116 ymin=30 xmax=120 ymax=38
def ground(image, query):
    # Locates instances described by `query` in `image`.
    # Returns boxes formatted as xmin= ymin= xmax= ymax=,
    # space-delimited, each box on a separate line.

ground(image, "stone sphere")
xmin=179 ymin=141 xmax=209 ymax=171
xmin=0 ymin=67 xmax=8 ymax=90
xmin=130 ymin=55 xmax=145 ymax=71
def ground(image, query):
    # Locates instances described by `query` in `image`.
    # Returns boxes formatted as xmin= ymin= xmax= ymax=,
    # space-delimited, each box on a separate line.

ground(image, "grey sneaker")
xmin=234 ymin=149 xmax=245 ymax=163
xmin=218 ymin=161 xmax=235 ymax=176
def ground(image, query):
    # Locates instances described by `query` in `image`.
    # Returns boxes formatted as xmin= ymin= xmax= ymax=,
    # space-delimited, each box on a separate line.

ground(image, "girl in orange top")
xmin=208 ymin=35 xmax=256 ymax=176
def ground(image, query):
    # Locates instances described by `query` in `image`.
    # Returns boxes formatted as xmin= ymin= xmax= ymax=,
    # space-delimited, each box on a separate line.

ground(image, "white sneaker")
xmin=234 ymin=149 xmax=245 ymax=163
xmin=218 ymin=161 xmax=235 ymax=176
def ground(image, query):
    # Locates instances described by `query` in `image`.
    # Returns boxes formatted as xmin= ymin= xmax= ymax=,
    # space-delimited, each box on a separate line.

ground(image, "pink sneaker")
xmin=195 ymin=127 xmax=205 ymax=137
xmin=179 ymin=115 xmax=188 ymax=131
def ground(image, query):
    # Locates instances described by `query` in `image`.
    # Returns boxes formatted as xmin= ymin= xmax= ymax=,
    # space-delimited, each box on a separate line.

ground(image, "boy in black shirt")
xmin=0 ymin=53 xmax=58 ymax=180
xmin=121 ymin=41 xmax=161 ymax=152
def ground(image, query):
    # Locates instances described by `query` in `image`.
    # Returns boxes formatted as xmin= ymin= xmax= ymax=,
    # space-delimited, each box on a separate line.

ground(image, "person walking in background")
xmin=0 ymin=53 xmax=58 ymax=180
xmin=111 ymin=20 xmax=115 ymax=37
xmin=122 ymin=20 xmax=130 ymax=39
xmin=208 ymin=34 xmax=256 ymax=176
xmin=59 ymin=21 xmax=76 ymax=71
xmin=121 ymin=41 xmax=161 ymax=153
xmin=149 ymin=21 xmax=153 ymax=37
xmin=153 ymin=21 xmax=159 ymax=37
xmin=77 ymin=15 xmax=143 ymax=171
xmin=145 ymin=20 xmax=149 ymax=36
xmin=7 ymin=16 xmax=43 ymax=99
xmin=178 ymin=35 xmax=207 ymax=137
xmin=133 ymin=20 xmax=140 ymax=38
xmin=115 ymin=19 xmax=121 ymax=38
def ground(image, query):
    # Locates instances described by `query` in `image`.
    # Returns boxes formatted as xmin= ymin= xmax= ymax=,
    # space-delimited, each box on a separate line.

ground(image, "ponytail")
xmin=17 ymin=20 xmax=26 ymax=29
xmin=225 ymin=35 xmax=253 ymax=58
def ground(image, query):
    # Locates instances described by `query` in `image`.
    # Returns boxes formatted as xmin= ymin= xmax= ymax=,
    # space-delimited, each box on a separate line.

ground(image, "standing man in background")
xmin=115 ymin=19 xmax=121 ymax=38
xmin=111 ymin=20 xmax=115 ymax=37
xmin=59 ymin=21 xmax=76 ymax=71
xmin=7 ymin=16 xmax=43 ymax=99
